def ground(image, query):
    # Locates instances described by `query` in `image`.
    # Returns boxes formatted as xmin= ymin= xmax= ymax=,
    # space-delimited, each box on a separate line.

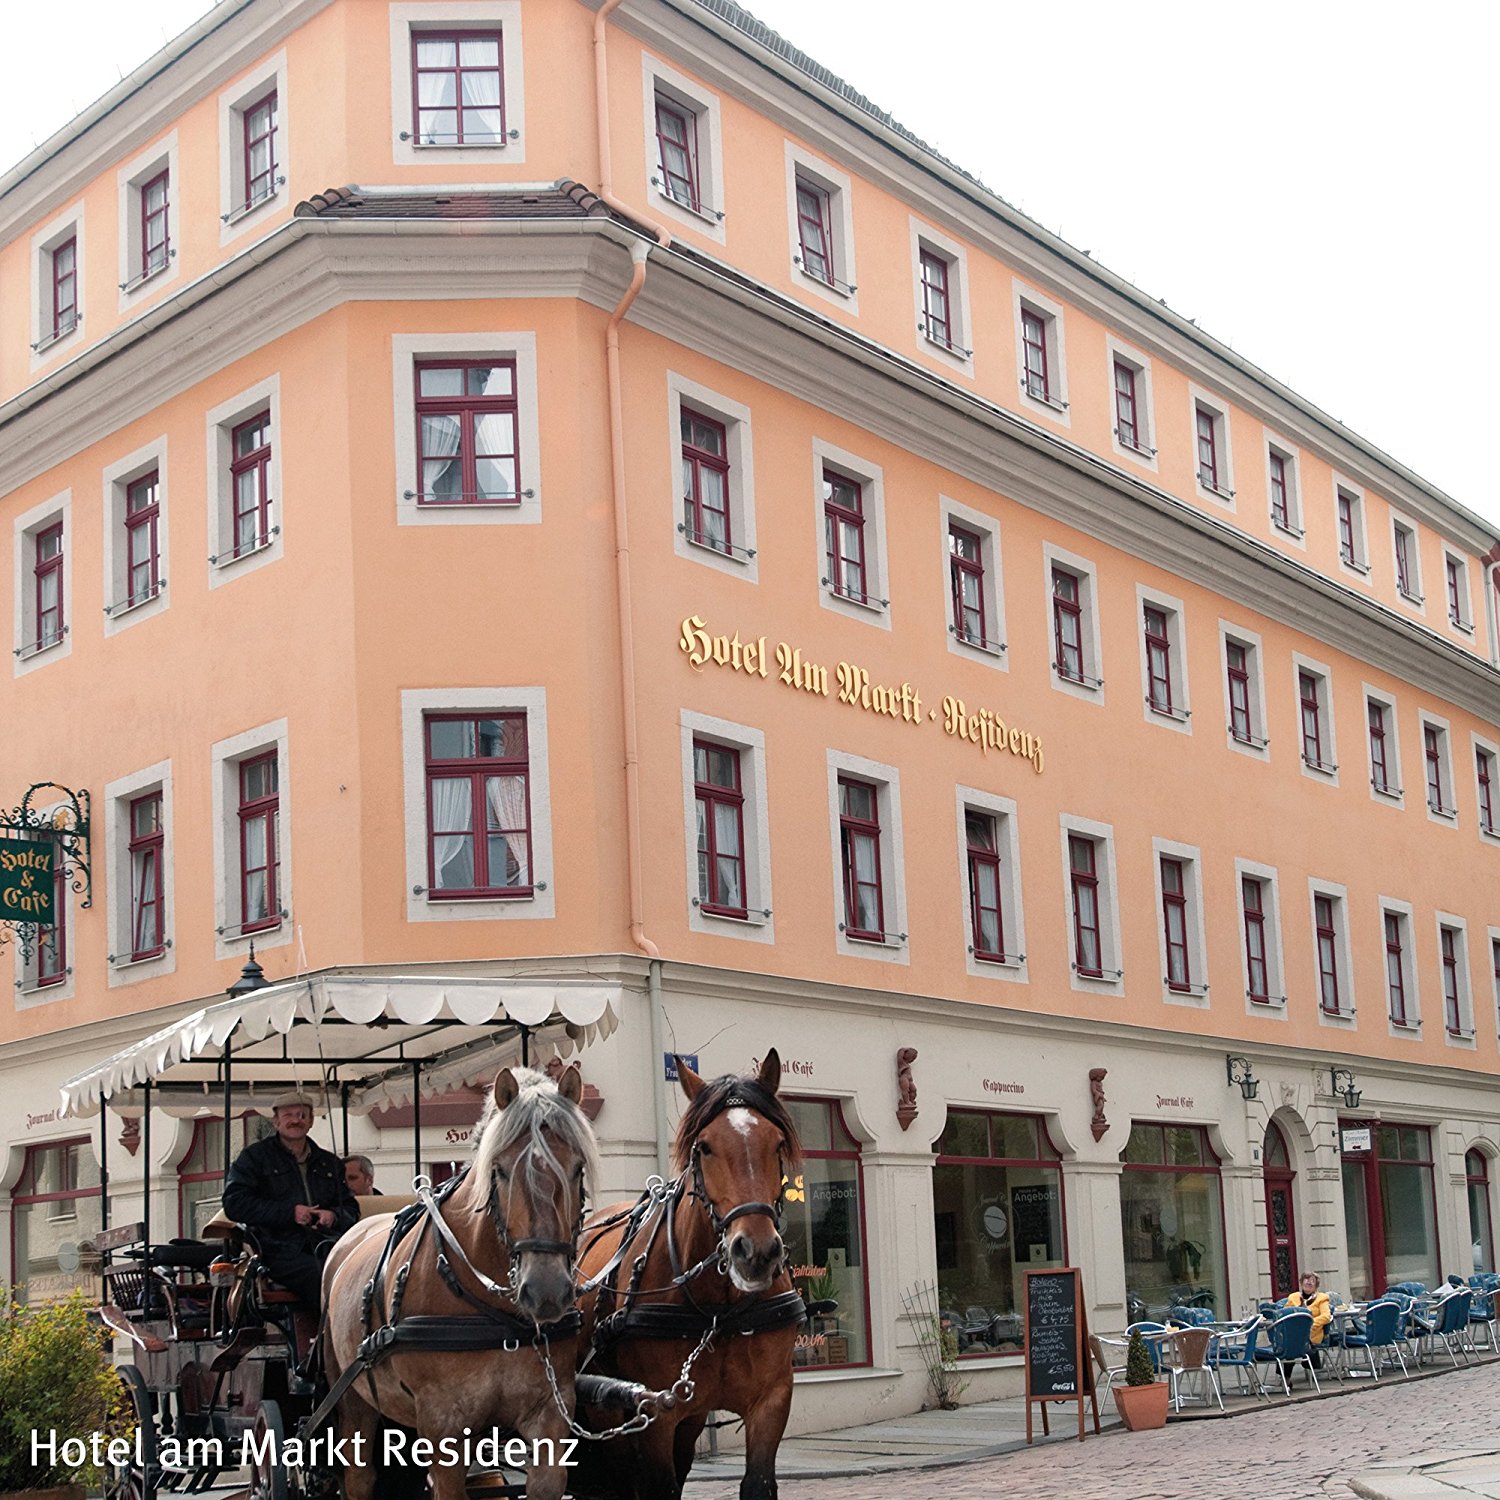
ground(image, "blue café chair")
xmin=1210 ymin=1315 xmax=1268 ymax=1397
xmin=1337 ymin=1298 xmax=1408 ymax=1380
xmin=1255 ymin=1307 xmax=1318 ymax=1396
xmin=1424 ymin=1289 xmax=1473 ymax=1366
xmin=1467 ymin=1278 xmax=1499 ymax=1350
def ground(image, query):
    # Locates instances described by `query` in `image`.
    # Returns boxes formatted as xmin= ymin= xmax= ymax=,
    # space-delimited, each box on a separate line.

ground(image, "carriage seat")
xmin=357 ymin=1192 xmax=418 ymax=1217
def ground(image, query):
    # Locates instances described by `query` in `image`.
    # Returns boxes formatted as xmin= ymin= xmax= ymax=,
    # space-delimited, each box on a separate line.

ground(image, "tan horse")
xmin=572 ymin=1050 xmax=804 ymax=1500
xmin=322 ymin=1064 xmax=597 ymax=1500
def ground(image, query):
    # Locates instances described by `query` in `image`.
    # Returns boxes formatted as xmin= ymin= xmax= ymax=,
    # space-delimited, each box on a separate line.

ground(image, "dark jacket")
xmin=222 ymin=1132 xmax=358 ymax=1248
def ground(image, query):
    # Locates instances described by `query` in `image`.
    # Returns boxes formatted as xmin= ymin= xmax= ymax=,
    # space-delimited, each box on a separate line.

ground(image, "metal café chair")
xmin=1208 ymin=1314 xmax=1268 ymax=1398
xmin=1088 ymin=1332 xmax=1130 ymax=1395
xmin=1255 ymin=1307 xmax=1318 ymax=1396
xmin=1161 ymin=1326 xmax=1224 ymax=1412
xmin=1336 ymin=1299 xmax=1408 ymax=1380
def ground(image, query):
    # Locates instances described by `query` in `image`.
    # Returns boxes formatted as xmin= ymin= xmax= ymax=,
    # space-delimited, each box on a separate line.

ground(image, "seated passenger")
xmin=223 ymin=1092 xmax=356 ymax=1311
xmin=344 ymin=1153 xmax=380 ymax=1197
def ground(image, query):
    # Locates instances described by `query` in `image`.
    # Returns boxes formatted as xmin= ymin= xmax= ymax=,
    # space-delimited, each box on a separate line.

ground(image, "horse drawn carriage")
xmin=57 ymin=966 xmax=814 ymax=1500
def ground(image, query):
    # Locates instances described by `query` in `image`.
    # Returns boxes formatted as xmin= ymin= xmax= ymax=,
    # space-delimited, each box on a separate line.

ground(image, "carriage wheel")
xmin=247 ymin=1400 xmax=289 ymax=1500
xmin=103 ymin=1365 xmax=159 ymax=1500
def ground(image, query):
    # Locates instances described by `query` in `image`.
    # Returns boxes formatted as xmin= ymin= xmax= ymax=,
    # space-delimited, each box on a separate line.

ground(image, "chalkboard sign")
xmin=1023 ymin=1267 xmax=1098 ymax=1444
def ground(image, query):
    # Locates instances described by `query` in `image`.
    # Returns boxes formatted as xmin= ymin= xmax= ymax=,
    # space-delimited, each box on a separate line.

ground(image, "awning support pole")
xmin=341 ymin=1082 xmax=351 ymax=1158
xmin=519 ymin=1023 xmax=531 ymax=1069
xmin=222 ymin=1037 xmax=234 ymax=1180
xmin=412 ymin=1061 xmax=422 ymax=1189
xmin=99 ymin=1099 xmax=110 ymax=1233
xmin=142 ymin=1079 xmax=153 ymax=1317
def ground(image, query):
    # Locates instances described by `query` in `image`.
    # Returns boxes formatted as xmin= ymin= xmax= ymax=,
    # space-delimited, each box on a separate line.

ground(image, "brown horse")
xmin=572 ymin=1049 xmax=804 ymax=1500
xmin=321 ymin=1063 xmax=598 ymax=1500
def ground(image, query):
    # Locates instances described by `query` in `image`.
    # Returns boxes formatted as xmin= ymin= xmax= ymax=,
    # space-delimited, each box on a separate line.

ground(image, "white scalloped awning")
xmin=58 ymin=972 xmax=621 ymax=1118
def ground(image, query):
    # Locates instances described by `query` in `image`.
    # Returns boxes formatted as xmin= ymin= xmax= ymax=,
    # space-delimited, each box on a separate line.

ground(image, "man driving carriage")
xmin=223 ymin=1091 xmax=358 ymax=1310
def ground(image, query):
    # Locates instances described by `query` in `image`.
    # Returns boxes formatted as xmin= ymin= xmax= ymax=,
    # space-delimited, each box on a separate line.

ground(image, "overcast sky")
xmin=5 ymin=1 xmax=1496 ymax=533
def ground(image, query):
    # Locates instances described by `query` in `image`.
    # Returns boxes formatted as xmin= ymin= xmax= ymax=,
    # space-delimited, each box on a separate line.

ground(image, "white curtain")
xmin=486 ymin=775 xmax=529 ymax=885
xmin=421 ymin=416 xmax=463 ymax=501
xmin=431 ymin=779 xmax=473 ymax=888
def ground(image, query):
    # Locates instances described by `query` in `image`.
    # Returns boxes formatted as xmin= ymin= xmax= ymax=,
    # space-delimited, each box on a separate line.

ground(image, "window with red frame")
xmin=1021 ymin=308 xmax=1049 ymax=401
xmin=654 ymin=96 xmax=699 ymax=211
xmin=1385 ymin=911 xmax=1409 ymax=1025
xmin=1369 ymin=701 xmax=1392 ymax=793
xmin=1394 ymin=525 xmax=1416 ymax=599
xmin=13 ymin=1139 xmax=101 ymax=1303
xmin=823 ymin=470 xmax=867 ymax=604
xmin=425 ymin=715 xmax=531 ymax=898
xmin=412 ymin=32 xmax=505 ymax=146
xmin=1442 ymin=927 xmax=1465 ymax=1036
xmin=1068 ymin=834 xmax=1102 ymax=976
xmin=1269 ymin=450 xmax=1291 ymax=529
xmin=838 ymin=777 xmax=883 ymax=941
xmin=34 ymin=522 xmax=64 ymax=651
xmin=965 ymin=810 xmax=1005 ymax=961
xmin=1242 ymin=876 xmax=1269 ymax=1003
xmin=919 ymin=249 xmax=952 ymax=349
xmin=124 ymin=472 xmax=160 ymax=607
xmin=693 ymin=740 xmax=746 ymax=918
xmin=243 ymin=92 xmax=278 ymax=210
xmin=1315 ymin=894 xmax=1341 ymax=1015
xmin=1467 ymin=1150 xmax=1494 ymax=1273
xmin=1052 ymin=567 xmax=1084 ymax=681
xmin=1195 ymin=406 xmax=1219 ymax=490
xmin=1114 ymin=360 xmax=1140 ymax=450
xmin=51 ymin=237 xmax=77 ymax=341
xmin=34 ymin=839 xmax=66 ymax=988
xmin=1424 ymin=725 xmax=1448 ymax=813
xmin=1226 ymin=641 xmax=1252 ymax=742
xmin=1338 ymin=492 xmax=1358 ymax=565
xmin=129 ymin=792 xmax=165 ymax=961
xmin=416 ymin=361 xmax=518 ymax=506
xmin=1447 ymin=556 xmax=1466 ymax=626
xmin=1299 ymin=672 xmax=1325 ymax=768
xmin=230 ymin=413 xmax=272 ymax=558
xmin=179 ymin=1114 xmax=273 ymax=1237
xmin=140 ymin=169 xmax=170 ymax=280
xmin=1478 ymin=747 xmax=1496 ymax=833
xmin=1161 ymin=856 xmax=1191 ymax=991
xmin=1143 ymin=605 xmax=1173 ymax=714
xmin=794 ymin=177 xmax=834 ymax=285
xmin=1493 ymin=938 xmax=1500 ymax=1027
xmin=680 ymin=409 xmax=730 ymax=553
xmin=238 ymin=753 xmax=280 ymax=932
xmin=948 ymin=525 xmax=986 ymax=647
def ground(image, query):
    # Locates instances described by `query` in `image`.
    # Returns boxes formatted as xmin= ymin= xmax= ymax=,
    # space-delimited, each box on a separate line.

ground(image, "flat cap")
xmin=271 ymin=1091 xmax=317 ymax=1112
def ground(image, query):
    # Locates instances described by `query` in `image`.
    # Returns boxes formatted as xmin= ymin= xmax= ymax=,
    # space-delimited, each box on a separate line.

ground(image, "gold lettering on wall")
xmin=677 ymin=614 xmax=1046 ymax=773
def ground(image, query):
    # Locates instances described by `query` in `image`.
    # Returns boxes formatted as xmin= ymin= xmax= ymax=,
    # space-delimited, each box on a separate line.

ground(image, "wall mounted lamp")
xmin=1225 ymin=1054 xmax=1259 ymax=1101
xmin=1330 ymin=1067 xmax=1362 ymax=1109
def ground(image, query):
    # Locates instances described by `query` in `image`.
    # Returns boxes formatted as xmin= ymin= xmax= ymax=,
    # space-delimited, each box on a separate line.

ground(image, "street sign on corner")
xmin=664 ymin=1052 xmax=698 ymax=1082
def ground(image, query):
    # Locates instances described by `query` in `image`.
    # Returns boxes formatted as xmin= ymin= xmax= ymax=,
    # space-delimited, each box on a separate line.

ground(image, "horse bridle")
xmin=686 ymin=1094 xmax=787 ymax=1246
xmin=484 ymin=1146 xmax=589 ymax=1278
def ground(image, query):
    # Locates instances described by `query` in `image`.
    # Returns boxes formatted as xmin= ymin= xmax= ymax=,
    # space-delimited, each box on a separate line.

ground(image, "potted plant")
xmin=0 ymin=1290 xmax=124 ymax=1500
xmin=1112 ymin=1328 xmax=1169 ymax=1431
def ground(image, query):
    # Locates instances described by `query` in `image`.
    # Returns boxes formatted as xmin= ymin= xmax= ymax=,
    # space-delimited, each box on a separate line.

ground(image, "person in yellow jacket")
xmin=1286 ymin=1270 xmax=1333 ymax=1367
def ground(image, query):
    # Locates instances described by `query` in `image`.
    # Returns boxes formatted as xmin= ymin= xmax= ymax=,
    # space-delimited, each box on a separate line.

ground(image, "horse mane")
xmin=671 ymin=1073 xmax=803 ymax=1174
xmin=470 ymin=1066 xmax=601 ymax=1202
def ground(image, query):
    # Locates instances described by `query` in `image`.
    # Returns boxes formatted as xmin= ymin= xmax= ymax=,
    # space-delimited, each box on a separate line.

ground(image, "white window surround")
xmin=12 ymin=491 xmax=72 ymax=679
xmin=1421 ymin=711 xmax=1457 ymax=826
xmin=211 ymin=718 xmax=291 ymax=960
xmin=813 ymin=438 xmax=890 ymax=631
xmin=1188 ymin=385 xmax=1235 ymax=506
xmin=955 ymin=785 xmax=1026 ymax=985
xmin=1379 ymin=897 xmax=1419 ymax=1037
xmin=1473 ymin=731 xmax=1500 ymax=843
xmin=1107 ymin=336 xmax=1157 ymax=470
xmin=218 ymin=51 xmax=289 ymax=245
xmin=1437 ymin=912 xmax=1475 ymax=1045
xmin=908 ymin=217 xmax=973 ymax=372
xmin=1292 ymin=652 xmax=1339 ymax=785
xmin=1136 ymin=584 xmax=1191 ymax=733
xmin=401 ymin=688 xmax=555 ymax=925
xmin=1444 ymin=548 xmax=1474 ymax=633
xmin=642 ymin=53 xmax=726 ymax=243
xmin=666 ymin=372 xmax=757 ymax=580
xmin=390 ymin=2 xmax=526 ymax=166
xmin=1235 ymin=858 xmax=1286 ymax=1017
xmin=1262 ymin=434 xmax=1305 ymax=544
xmin=1310 ymin=879 xmax=1356 ymax=1030
xmin=1333 ymin=477 xmax=1371 ymax=579
xmin=392 ymin=332 xmax=542 ymax=528
xmin=116 ymin=134 xmax=180 ymax=307
xmin=1489 ymin=927 xmax=1500 ymax=1033
xmin=1058 ymin=813 xmax=1123 ymax=997
xmin=679 ymin=710 xmax=774 ymax=946
xmin=940 ymin=496 xmax=1007 ymax=669
xmin=1152 ymin=837 xmax=1208 ymax=1006
xmin=1043 ymin=544 xmax=1104 ymax=704
xmin=206 ymin=374 xmax=283 ymax=587
xmin=1363 ymin=685 xmax=1406 ymax=808
xmin=1389 ymin=511 xmax=1426 ymax=610
xmin=784 ymin=142 xmax=857 ymax=309
xmin=29 ymin=203 xmax=85 ymax=369
xmin=826 ymin=749 xmax=908 ymax=965
xmin=1218 ymin=621 xmax=1269 ymax=760
xmin=104 ymin=761 xmax=176 ymax=988
xmin=1012 ymin=282 xmax=1070 ymax=424
xmin=12 ymin=797 xmax=75 ymax=1007
xmin=102 ymin=438 xmax=170 ymax=636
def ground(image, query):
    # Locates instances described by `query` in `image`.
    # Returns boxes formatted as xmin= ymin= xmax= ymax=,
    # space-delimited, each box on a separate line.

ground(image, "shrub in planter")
xmin=1112 ymin=1328 xmax=1169 ymax=1431
xmin=0 ymin=1289 xmax=125 ymax=1494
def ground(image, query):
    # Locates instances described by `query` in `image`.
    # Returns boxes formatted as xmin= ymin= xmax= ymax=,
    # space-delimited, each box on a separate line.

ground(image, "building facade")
xmin=2 ymin=0 xmax=1498 ymax=1433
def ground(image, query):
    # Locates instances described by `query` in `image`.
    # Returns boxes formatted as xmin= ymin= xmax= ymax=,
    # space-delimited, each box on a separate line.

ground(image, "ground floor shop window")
xmin=12 ymin=1138 xmax=102 ymax=1304
xmin=1467 ymin=1150 xmax=1494 ymax=1272
xmin=932 ymin=1110 xmax=1064 ymax=1355
xmin=1341 ymin=1121 xmax=1439 ymax=1297
xmin=178 ymin=1114 xmax=276 ymax=1235
xmin=1120 ymin=1122 xmax=1228 ymax=1320
xmin=782 ymin=1097 xmax=870 ymax=1369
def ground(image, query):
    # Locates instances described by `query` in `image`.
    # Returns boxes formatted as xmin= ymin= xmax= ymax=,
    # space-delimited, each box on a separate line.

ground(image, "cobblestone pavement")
xmin=689 ymin=1362 xmax=1500 ymax=1500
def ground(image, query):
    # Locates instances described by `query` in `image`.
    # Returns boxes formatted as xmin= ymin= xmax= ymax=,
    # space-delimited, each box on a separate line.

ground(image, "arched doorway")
xmin=1263 ymin=1122 xmax=1298 ymax=1298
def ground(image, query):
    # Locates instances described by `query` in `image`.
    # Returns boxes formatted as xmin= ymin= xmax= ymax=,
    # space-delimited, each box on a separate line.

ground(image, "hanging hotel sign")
xmin=0 ymin=782 xmax=91 ymax=960
xmin=0 ymin=838 xmax=55 ymax=922
xmin=678 ymin=615 xmax=1046 ymax=774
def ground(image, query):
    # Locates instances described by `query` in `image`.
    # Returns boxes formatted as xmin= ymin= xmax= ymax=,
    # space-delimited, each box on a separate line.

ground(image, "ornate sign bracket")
xmin=0 ymin=782 xmax=91 ymax=960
